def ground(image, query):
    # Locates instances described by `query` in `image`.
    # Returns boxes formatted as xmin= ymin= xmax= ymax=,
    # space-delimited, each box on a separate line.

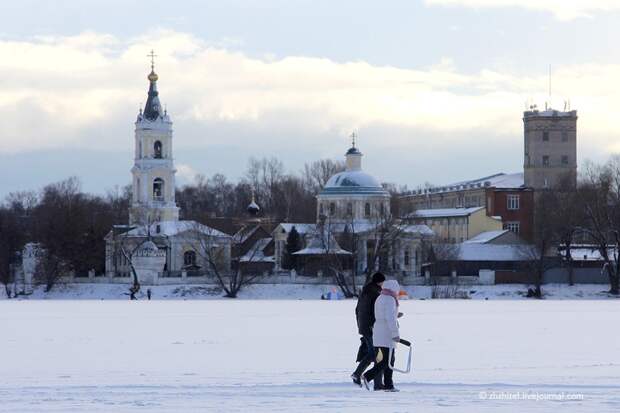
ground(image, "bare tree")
xmin=523 ymin=189 xmax=560 ymax=298
xmin=579 ymin=158 xmax=620 ymax=295
xmin=0 ymin=207 xmax=20 ymax=297
xmin=193 ymin=223 xmax=260 ymax=298
xmin=421 ymin=241 xmax=460 ymax=279
xmin=550 ymin=174 xmax=586 ymax=286
xmin=314 ymin=216 xmax=357 ymax=298
xmin=302 ymin=159 xmax=345 ymax=193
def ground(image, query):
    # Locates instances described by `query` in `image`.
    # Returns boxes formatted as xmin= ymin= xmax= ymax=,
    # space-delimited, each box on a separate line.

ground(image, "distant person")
xmin=362 ymin=279 xmax=401 ymax=392
xmin=351 ymin=272 xmax=385 ymax=390
xmin=147 ymin=289 xmax=152 ymax=300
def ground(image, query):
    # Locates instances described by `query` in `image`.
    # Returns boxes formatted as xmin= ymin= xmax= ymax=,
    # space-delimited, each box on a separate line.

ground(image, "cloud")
xmin=424 ymin=0 xmax=620 ymax=21
xmin=0 ymin=29 xmax=619 ymax=194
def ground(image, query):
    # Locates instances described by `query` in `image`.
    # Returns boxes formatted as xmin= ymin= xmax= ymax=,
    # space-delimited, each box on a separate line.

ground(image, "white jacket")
xmin=372 ymin=280 xmax=400 ymax=348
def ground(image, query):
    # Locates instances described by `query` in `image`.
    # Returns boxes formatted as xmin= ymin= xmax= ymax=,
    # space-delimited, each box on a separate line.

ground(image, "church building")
xmin=274 ymin=138 xmax=433 ymax=278
xmin=104 ymin=56 xmax=231 ymax=284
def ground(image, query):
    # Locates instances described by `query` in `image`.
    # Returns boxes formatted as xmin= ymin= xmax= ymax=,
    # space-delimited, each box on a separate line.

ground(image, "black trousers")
xmin=353 ymin=335 xmax=383 ymax=389
xmin=363 ymin=347 xmax=395 ymax=389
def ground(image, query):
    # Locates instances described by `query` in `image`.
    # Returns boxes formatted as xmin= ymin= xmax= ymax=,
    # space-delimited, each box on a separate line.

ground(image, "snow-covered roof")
xmin=410 ymin=206 xmax=484 ymax=218
xmin=233 ymin=225 xmax=260 ymax=244
xmin=465 ymin=230 xmax=511 ymax=244
xmin=293 ymin=233 xmax=351 ymax=255
xmin=559 ymin=245 xmax=618 ymax=261
xmin=309 ymin=220 xmax=433 ymax=237
xmin=457 ymin=244 xmax=535 ymax=261
xmin=320 ymin=170 xmax=389 ymax=196
xmin=240 ymin=238 xmax=274 ymax=262
xmin=446 ymin=172 xmax=525 ymax=190
xmin=275 ymin=223 xmax=317 ymax=235
xmin=125 ymin=220 xmax=229 ymax=238
xmin=400 ymin=224 xmax=435 ymax=237
xmin=403 ymin=172 xmax=525 ymax=196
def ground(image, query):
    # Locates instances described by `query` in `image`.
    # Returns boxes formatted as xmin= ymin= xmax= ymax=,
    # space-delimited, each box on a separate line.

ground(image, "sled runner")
xmin=389 ymin=338 xmax=412 ymax=374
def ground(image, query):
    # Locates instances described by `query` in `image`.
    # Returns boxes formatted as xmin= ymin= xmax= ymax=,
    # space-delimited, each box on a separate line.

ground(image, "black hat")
xmin=371 ymin=272 xmax=386 ymax=284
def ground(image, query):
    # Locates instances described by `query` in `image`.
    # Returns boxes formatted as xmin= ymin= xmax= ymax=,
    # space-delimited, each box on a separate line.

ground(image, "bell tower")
xmin=129 ymin=51 xmax=179 ymax=225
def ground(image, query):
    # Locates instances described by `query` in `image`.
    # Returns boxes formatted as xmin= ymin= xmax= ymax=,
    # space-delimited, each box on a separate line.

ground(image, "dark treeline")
xmin=177 ymin=157 xmax=348 ymax=222
xmin=0 ymin=157 xmax=354 ymax=289
xmin=0 ymin=178 xmax=130 ymax=291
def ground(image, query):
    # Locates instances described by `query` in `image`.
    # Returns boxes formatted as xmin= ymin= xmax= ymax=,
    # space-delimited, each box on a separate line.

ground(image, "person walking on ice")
xmin=351 ymin=272 xmax=385 ymax=389
xmin=362 ymin=279 xmax=402 ymax=392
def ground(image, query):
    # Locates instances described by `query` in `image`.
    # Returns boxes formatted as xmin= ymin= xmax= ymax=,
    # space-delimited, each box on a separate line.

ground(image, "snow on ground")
xmin=1 ymin=300 xmax=619 ymax=412
xmin=1 ymin=282 xmax=617 ymax=301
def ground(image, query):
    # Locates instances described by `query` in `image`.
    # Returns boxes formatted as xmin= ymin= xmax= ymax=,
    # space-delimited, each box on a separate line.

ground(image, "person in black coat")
xmin=351 ymin=272 xmax=385 ymax=389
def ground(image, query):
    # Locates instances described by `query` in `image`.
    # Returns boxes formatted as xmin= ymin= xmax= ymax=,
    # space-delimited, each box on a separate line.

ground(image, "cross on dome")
xmin=147 ymin=49 xmax=157 ymax=71
xmin=142 ymin=49 xmax=164 ymax=121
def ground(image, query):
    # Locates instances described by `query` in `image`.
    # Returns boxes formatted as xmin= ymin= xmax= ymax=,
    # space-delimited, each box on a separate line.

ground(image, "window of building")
xmin=364 ymin=203 xmax=371 ymax=217
xmin=329 ymin=202 xmax=336 ymax=216
xmin=542 ymin=155 xmax=550 ymax=166
xmin=319 ymin=203 xmax=324 ymax=216
xmin=507 ymin=194 xmax=520 ymax=210
xmin=183 ymin=250 xmax=196 ymax=267
xmin=505 ymin=221 xmax=520 ymax=234
xmin=346 ymin=202 xmax=353 ymax=216
xmin=562 ymin=131 xmax=568 ymax=142
xmin=404 ymin=249 xmax=410 ymax=266
xmin=561 ymin=155 xmax=569 ymax=165
xmin=153 ymin=178 xmax=164 ymax=201
xmin=154 ymin=141 xmax=163 ymax=158
xmin=380 ymin=203 xmax=385 ymax=216
xmin=542 ymin=131 xmax=549 ymax=141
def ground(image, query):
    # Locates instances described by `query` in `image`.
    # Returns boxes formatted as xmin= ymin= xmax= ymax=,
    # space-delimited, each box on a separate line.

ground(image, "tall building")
xmin=523 ymin=107 xmax=577 ymax=189
xmin=104 ymin=57 xmax=231 ymax=283
xmin=129 ymin=59 xmax=179 ymax=225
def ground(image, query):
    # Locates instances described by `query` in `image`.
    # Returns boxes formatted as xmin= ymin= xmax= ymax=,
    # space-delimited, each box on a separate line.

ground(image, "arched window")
xmin=319 ymin=203 xmax=324 ymax=216
xmin=154 ymin=141 xmax=163 ymax=159
xmin=329 ymin=202 xmax=336 ymax=216
xmin=364 ymin=203 xmax=371 ymax=217
xmin=184 ymin=250 xmax=196 ymax=267
xmin=380 ymin=203 xmax=385 ymax=216
xmin=153 ymin=178 xmax=164 ymax=201
xmin=136 ymin=178 xmax=141 ymax=202
xmin=346 ymin=202 xmax=353 ymax=216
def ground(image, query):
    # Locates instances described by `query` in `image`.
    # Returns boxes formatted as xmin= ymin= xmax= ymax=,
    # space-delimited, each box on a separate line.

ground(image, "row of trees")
xmin=530 ymin=156 xmax=620 ymax=297
xmin=0 ymin=178 xmax=130 ymax=295
xmin=177 ymin=157 xmax=347 ymax=223
xmin=0 ymin=156 xmax=354 ymax=295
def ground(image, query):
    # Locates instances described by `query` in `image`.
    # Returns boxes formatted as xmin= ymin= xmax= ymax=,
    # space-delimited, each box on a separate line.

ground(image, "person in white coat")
xmin=362 ymin=279 xmax=401 ymax=392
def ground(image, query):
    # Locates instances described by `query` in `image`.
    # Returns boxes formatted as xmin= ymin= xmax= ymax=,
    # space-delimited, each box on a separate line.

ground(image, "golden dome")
xmin=148 ymin=70 xmax=159 ymax=82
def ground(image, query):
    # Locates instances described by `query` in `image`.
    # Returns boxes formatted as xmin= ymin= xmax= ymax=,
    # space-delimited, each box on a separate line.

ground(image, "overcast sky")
xmin=1 ymin=0 xmax=619 ymax=198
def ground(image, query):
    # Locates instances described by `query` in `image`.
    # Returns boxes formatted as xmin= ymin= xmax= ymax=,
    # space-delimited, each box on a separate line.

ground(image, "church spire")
xmin=143 ymin=50 xmax=163 ymax=121
xmin=345 ymin=132 xmax=362 ymax=171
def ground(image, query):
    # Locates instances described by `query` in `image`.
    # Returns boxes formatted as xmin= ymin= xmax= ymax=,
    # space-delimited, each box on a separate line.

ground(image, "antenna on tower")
xmin=350 ymin=132 xmax=357 ymax=148
xmin=548 ymin=64 xmax=552 ymax=101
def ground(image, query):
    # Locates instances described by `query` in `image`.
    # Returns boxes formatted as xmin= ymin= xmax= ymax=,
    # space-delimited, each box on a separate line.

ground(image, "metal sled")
xmin=389 ymin=338 xmax=413 ymax=374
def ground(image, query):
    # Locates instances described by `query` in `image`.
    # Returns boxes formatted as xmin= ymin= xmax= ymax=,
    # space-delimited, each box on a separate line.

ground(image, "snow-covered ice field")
xmin=1 ymin=299 xmax=619 ymax=412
